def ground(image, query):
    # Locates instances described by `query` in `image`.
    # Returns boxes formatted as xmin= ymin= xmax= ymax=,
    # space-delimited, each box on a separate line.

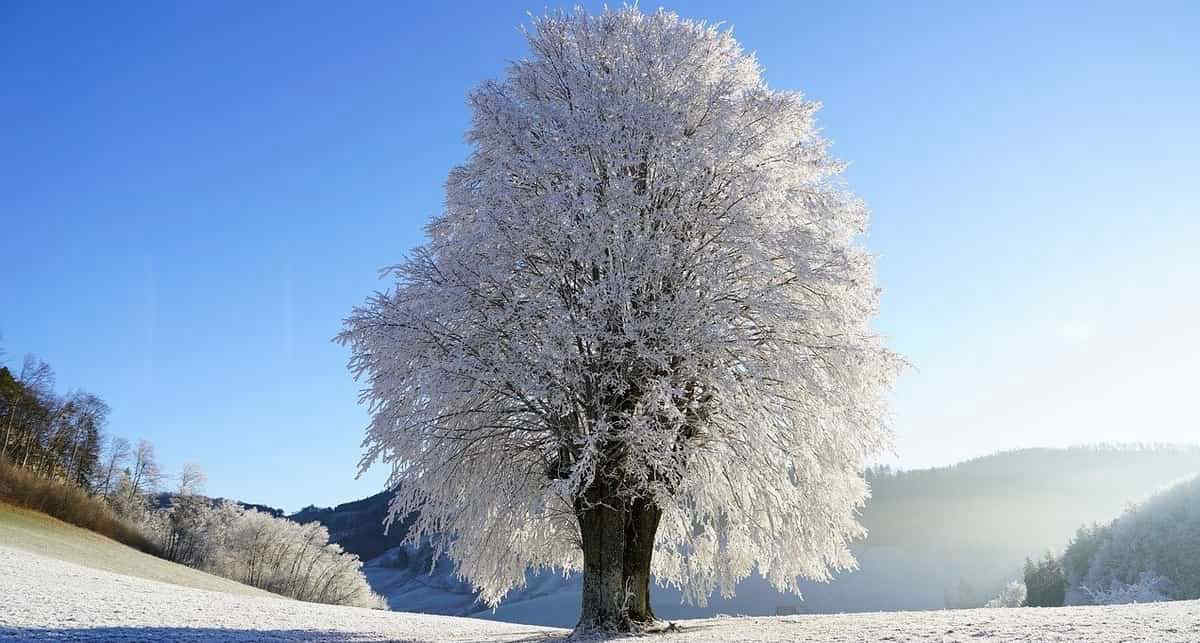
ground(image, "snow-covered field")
xmin=0 ymin=544 xmax=556 ymax=642
xmin=4 ymin=543 xmax=1200 ymax=642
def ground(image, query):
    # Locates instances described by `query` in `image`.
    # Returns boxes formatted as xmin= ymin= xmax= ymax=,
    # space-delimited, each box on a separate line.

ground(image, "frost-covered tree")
xmin=984 ymin=580 xmax=1027 ymax=608
xmin=339 ymin=7 xmax=898 ymax=633
xmin=143 ymin=498 xmax=384 ymax=608
xmin=1084 ymin=571 xmax=1171 ymax=605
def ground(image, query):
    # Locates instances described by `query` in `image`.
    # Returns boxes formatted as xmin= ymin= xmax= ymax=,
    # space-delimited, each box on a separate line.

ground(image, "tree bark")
xmin=575 ymin=479 xmax=663 ymax=634
xmin=576 ymin=476 xmax=628 ymax=633
xmin=622 ymin=496 xmax=662 ymax=625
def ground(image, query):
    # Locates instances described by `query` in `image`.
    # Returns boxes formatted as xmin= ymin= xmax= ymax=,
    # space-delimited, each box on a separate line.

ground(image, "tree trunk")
xmin=1 ymin=408 xmax=18 ymax=457
xmin=576 ymin=476 xmax=628 ymax=633
xmin=622 ymin=496 xmax=662 ymax=625
xmin=575 ymin=479 xmax=663 ymax=634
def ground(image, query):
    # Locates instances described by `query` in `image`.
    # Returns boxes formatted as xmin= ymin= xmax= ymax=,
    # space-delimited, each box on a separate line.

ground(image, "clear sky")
xmin=2 ymin=1 xmax=1197 ymax=512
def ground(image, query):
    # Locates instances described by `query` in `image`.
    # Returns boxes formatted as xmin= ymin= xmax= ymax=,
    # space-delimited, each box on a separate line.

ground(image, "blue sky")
xmin=2 ymin=1 xmax=1197 ymax=512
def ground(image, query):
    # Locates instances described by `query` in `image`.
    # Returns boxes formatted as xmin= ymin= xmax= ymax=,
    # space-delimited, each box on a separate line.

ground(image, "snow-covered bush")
xmin=144 ymin=499 xmax=383 ymax=609
xmin=984 ymin=580 xmax=1026 ymax=608
xmin=1083 ymin=571 xmax=1172 ymax=605
xmin=219 ymin=507 xmax=384 ymax=608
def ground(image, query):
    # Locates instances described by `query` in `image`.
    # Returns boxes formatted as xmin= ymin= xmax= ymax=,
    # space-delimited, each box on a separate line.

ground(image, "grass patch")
xmin=0 ymin=456 xmax=159 ymax=555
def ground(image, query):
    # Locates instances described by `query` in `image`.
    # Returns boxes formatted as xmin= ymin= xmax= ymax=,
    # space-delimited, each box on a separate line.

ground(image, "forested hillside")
xmin=291 ymin=492 xmax=410 ymax=562
xmin=1061 ymin=474 xmax=1200 ymax=605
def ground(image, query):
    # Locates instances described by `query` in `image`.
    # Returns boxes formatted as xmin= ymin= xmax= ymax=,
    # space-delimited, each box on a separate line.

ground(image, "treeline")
xmin=0 ymin=355 xmax=163 ymax=551
xmin=1 ymin=356 xmax=109 ymax=490
xmin=0 ymin=349 xmax=382 ymax=609
xmin=1 ymin=355 xmax=174 ymax=519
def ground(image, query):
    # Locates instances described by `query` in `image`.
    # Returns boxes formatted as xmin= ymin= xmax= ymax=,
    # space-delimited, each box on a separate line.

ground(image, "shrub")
xmin=1084 ymin=571 xmax=1172 ymax=605
xmin=146 ymin=498 xmax=385 ymax=609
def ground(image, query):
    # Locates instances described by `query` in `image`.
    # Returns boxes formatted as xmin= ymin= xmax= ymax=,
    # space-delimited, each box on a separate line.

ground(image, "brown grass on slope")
xmin=0 ymin=456 xmax=159 ymax=555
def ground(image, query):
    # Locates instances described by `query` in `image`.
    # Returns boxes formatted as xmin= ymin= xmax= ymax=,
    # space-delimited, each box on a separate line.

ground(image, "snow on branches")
xmin=339 ymin=6 xmax=899 ymax=611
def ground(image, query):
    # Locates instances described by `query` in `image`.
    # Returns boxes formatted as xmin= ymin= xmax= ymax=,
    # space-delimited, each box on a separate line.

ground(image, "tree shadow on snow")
xmin=0 ymin=626 xmax=553 ymax=642
xmin=0 ymin=624 xmax=733 ymax=642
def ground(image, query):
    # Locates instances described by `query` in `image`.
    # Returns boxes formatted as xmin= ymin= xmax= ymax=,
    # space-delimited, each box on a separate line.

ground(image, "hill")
xmin=861 ymin=444 xmax=1200 ymax=551
xmin=0 ymin=502 xmax=272 ymax=598
xmin=291 ymin=444 xmax=1200 ymax=626
xmin=1063 ymin=474 xmax=1200 ymax=604
xmin=291 ymin=491 xmax=409 ymax=562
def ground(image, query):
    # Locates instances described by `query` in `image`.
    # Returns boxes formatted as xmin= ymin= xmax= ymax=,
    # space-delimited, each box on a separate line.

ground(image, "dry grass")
xmin=0 ymin=456 xmax=159 ymax=555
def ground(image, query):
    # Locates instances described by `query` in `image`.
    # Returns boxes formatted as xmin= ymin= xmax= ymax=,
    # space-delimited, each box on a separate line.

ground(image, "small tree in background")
xmin=176 ymin=462 xmax=207 ymax=496
xmin=126 ymin=439 xmax=164 ymax=501
xmin=95 ymin=435 xmax=132 ymax=500
xmin=984 ymin=579 xmax=1027 ymax=608
xmin=1023 ymin=552 xmax=1067 ymax=607
xmin=339 ymin=7 xmax=898 ymax=633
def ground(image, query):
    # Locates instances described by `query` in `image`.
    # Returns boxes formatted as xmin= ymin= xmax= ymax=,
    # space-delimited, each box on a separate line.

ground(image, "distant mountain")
xmin=861 ymin=444 xmax=1200 ymax=552
xmin=289 ymin=444 xmax=1200 ymax=626
xmin=290 ymin=491 xmax=412 ymax=562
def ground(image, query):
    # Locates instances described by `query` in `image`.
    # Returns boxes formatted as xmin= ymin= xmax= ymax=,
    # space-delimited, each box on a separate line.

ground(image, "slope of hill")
xmin=0 ymin=502 xmax=272 ymax=598
xmin=4 ymin=541 xmax=1200 ymax=641
xmin=304 ymin=444 xmax=1200 ymax=626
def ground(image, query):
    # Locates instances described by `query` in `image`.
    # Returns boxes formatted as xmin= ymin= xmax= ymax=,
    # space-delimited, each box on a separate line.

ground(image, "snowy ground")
xmin=0 ymin=544 xmax=556 ymax=642
xmin=5 ymin=543 xmax=1200 ymax=641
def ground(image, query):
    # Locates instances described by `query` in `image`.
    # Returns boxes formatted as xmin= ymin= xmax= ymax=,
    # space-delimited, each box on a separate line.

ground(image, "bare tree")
xmin=57 ymin=393 xmax=107 ymax=487
xmin=3 ymin=356 xmax=54 ymax=464
xmin=176 ymin=463 xmax=207 ymax=496
xmin=95 ymin=435 xmax=132 ymax=499
xmin=128 ymin=439 xmax=164 ymax=500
